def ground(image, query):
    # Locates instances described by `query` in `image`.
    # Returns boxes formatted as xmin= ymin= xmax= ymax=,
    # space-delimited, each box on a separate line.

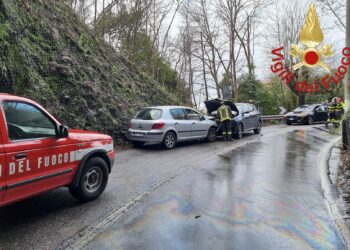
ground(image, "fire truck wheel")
xmin=69 ymin=157 xmax=109 ymax=202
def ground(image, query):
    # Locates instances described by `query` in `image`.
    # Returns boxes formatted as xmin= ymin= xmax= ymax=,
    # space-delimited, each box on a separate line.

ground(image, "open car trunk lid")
xmin=204 ymin=99 xmax=239 ymax=116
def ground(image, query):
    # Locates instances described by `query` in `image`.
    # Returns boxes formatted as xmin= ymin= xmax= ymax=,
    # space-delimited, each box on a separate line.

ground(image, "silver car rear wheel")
xmin=163 ymin=131 xmax=176 ymax=149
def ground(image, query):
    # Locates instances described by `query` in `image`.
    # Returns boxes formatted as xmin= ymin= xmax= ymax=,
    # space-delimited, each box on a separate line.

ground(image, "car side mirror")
xmin=58 ymin=125 xmax=69 ymax=138
xmin=200 ymin=116 xmax=206 ymax=121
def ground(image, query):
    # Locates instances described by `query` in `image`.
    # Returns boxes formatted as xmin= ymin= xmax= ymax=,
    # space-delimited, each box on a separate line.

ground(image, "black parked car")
xmin=285 ymin=104 xmax=328 ymax=125
xmin=204 ymin=99 xmax=262 ymax=139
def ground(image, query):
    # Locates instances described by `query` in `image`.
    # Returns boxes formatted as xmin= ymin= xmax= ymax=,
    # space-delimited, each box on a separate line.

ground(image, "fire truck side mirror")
xmin=58 ymin=125 xmax=69 ymax=138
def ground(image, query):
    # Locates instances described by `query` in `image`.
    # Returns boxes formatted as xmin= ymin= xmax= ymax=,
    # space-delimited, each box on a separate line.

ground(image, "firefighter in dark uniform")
xmin=327 ymin=97 xmax=344 ymax=128
xmin=327 ymin=98 xmax=337 ymax=124
xmin=336 ymin=97 xmax=345 ymax=120
xmin=217 ymin=101 xmax=233 ymax=141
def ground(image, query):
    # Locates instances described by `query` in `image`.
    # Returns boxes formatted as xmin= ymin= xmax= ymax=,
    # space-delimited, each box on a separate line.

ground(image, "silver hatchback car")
xmin=127 ymin=106 xmax=218 ymax=149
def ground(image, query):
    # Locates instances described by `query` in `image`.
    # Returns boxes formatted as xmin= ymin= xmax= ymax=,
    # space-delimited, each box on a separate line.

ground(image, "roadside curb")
xmin=319 ymin=137 xmax=350 ymax=249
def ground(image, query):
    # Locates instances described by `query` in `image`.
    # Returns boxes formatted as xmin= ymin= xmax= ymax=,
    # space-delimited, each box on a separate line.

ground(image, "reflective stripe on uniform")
xmin=218 ymin=105 xmax=231 ymax=122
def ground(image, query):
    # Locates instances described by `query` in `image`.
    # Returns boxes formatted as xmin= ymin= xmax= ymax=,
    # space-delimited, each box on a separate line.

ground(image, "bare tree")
xmin=317 ymin=0 xmax=345 ymax=32
xmin=216 ymin=0 xmax=240 ymax=100
xmin=200 ymin=32 xmax=209 ymax=101
xmin=185 ymin=0 xmax=228 ymax=99
xmin=264 ymin=0 xmax=306 ymax=105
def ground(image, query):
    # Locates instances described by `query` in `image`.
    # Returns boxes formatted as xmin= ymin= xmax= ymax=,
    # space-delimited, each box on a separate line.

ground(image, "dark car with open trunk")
xmin=204 ymin=99 xmax=262 ymax=139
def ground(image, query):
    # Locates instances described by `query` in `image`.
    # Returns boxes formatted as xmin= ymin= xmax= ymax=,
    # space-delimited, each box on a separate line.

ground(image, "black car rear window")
xmin=135 ymin=109 xmax=162 ymax=120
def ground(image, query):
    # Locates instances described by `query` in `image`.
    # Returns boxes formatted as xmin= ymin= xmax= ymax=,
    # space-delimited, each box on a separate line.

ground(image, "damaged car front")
xmin=204 ymin=99 xmax=240 ymax=138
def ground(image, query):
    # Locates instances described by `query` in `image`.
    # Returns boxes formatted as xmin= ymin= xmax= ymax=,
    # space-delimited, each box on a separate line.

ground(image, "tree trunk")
xmin=189 ymin=48 xmax=197 ymax=109
xmin=94 ymin=0 xmax=97 ymax=25
xmin=200 ymin=33 xmax=209 ymax=101
xmin=298 ymin=93 xmax=306 ymax=106
xmin=230 ymin=30 xmax=236 ymax=101
xmin=345 ymin=0 xmax=350 ymax=110
xmin=247 ymin=16 xmax=253 ymax=75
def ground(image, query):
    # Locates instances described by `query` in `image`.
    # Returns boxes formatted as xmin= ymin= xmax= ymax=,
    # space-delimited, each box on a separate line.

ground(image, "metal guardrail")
xmin=262 ymin=115 xmax=285 ymax=121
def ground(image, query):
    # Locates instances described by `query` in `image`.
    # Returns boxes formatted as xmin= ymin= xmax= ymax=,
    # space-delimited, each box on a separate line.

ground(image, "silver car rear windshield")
xmin=135 ymin=109 xmax=162 ymax=120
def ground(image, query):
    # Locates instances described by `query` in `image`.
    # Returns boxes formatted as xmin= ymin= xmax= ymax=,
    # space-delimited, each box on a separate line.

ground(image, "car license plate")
xmin=289 ymin=118 xmax=294 ymax=120
xmin=133 ymin=133 xmax=144 ymax=137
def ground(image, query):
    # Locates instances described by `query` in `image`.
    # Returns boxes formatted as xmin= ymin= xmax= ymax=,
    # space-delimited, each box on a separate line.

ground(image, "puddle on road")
xmin=87 ymin=130 xmax=344 ymax=250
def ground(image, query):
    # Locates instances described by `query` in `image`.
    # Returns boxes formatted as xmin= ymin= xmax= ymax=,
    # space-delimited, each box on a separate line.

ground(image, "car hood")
xmin=205 ymin=115 xmax=216 ymax=121
xmin=68 ymin=129 xmax=112 ymax=142
xmin=204 ymin=99 xmax=239 ymax=115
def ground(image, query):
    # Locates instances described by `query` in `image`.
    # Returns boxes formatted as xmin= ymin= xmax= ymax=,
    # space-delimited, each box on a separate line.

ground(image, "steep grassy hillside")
xmin=0 ymin=0 xmax=183 ymax=143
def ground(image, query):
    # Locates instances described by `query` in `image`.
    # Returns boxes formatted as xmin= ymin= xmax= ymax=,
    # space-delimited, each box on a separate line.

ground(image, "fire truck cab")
xmin=0 ymin=94 xmax=115 ymax=207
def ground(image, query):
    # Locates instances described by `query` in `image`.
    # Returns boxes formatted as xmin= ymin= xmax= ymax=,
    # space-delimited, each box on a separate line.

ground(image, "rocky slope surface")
xmin=0 ymin=0 xmax=182 ymax=143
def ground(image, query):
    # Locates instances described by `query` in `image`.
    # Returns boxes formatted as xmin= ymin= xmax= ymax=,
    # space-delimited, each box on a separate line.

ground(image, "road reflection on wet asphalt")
xmin=87 ymin=128 xmax=345 ymax=250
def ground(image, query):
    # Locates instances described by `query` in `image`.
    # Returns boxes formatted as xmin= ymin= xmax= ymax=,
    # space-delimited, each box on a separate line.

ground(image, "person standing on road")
xmin=336 ymin=97 xmax=345 ymax=120
xmin=217 ymin=101 xmax=233 ymax=141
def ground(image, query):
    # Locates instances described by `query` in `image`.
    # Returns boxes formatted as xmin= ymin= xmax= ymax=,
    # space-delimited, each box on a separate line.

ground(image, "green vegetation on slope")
xmin=0 ymin=0 xmax=185 ymax=143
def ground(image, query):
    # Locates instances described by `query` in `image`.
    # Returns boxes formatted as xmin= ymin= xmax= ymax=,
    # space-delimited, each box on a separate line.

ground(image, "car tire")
xmin=233 ymin=123 xmax=243 ymax=139
xmin=286 ymin=122 xmax=292 ymax=125
xmin=69 ymin=157 xmax=109 ymax=202
xmin=163 ymin=131 xmax=177 ymax=149
xmin=132 ymin=141 xmax=145 ymax=148
xmin=254 ymin=121 xmax=262 ymax=134
xmin=307 ymin=116 xmax=314 ymax=125
xmin=207 ymin=127 xmax=217 ymax=142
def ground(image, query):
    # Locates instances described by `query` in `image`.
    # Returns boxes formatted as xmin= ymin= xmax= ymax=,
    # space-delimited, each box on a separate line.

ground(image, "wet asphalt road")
xmin=0 ymin=125 xmax=345 ymax=249
xmin=86 ymin=125 xmax=344 ymax=250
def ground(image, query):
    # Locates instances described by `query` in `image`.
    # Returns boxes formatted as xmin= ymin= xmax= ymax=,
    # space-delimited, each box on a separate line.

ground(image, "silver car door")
xmin=186 ymin=109 xmax=208 ymax=138
xmin=169 ymin=108 xmax=193 ymax=140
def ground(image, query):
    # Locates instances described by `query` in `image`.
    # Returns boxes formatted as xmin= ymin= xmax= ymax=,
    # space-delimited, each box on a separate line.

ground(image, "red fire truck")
xmin=0 ymin=94 xmax=115 ymax=207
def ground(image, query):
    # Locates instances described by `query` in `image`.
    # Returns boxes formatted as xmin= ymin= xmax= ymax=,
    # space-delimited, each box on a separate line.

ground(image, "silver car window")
xmin=186 ymin=109 xmax=203 ymax=120
xmin=170 ymin=108 xmax=187 ymax=120
xmin=135 ymin=109 xmax=162 ymax=120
